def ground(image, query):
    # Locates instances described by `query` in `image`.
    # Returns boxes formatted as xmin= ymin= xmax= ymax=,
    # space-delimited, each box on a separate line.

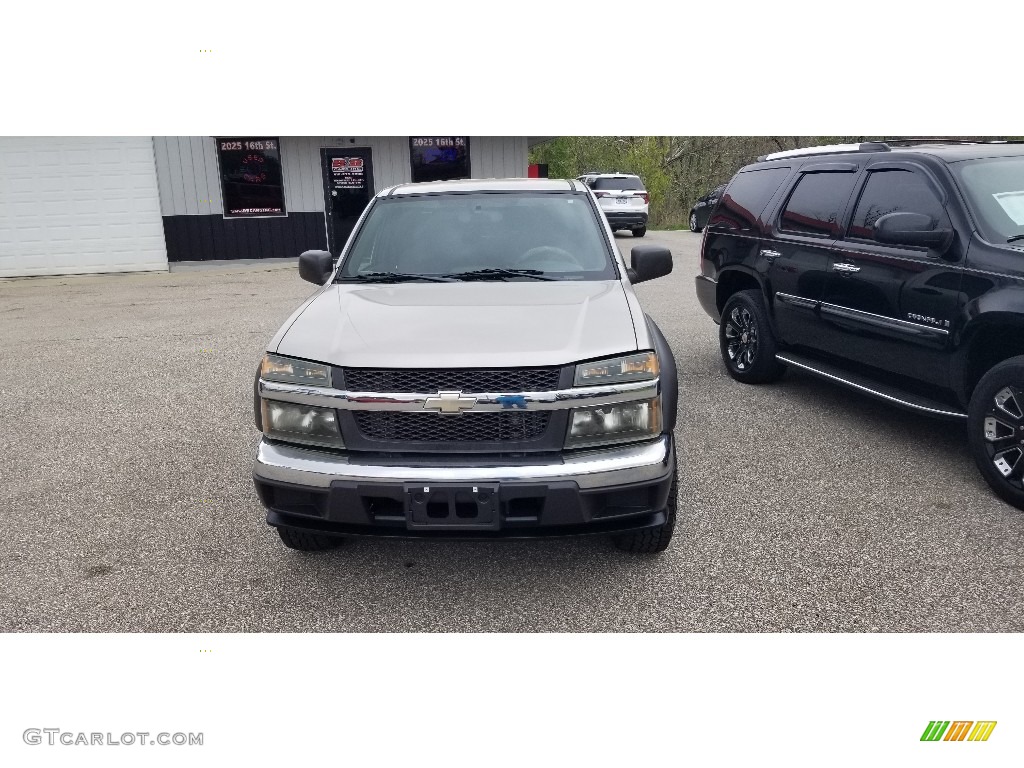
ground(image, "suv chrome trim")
xmin=258 ymin=378 xmax=660 ymax=412
xmin=819 ymin=301 xmax=950 ymax=336
xmin=775 ymin=291 xmax=817 ymax=309
xmin=254 ymin=435 xmax=672 ymax=489
xmin=777 ymin=354 xmax=966 ymax=419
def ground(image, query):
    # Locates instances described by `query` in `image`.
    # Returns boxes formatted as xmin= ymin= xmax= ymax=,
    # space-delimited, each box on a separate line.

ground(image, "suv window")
xmin=779 ymin=171 xmax=857 ymax=237
xmin=712 ymin=167 xmax=790 ymax=231
xmin=592 ymin=176 xmax=644 ymax=191
xmin=953 ymin=156 xmax=1024 ymax=242
xmin=847 ymin=169 xmax=948 ymax=241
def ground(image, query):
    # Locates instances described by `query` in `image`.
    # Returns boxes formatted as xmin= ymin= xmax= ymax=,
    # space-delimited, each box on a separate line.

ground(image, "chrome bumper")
xmin=253 ymin=435 xmax=672 ymax=490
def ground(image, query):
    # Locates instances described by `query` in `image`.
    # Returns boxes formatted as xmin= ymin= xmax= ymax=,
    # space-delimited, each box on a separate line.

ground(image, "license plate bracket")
xmin=405 ymin=483 xmax=500 ymax=530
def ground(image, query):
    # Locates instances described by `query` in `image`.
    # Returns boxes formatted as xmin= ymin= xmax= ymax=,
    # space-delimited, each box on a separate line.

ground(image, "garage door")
xmin=0 ymin=137 xmax=167 ymax=277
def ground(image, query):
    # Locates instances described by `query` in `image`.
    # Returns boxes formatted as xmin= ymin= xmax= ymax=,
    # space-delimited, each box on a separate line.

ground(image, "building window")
xmin=216 ymin=138 xmax=287 ymax=217
xmin=409 ymin=137 xmax=471 ymax=183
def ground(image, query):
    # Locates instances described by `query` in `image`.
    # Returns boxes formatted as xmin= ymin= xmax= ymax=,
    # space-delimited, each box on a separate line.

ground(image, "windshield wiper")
xmin=440 ymin=268 xmax=557 ymax=281
xmin=1007 ymin=235 xmax=1024 ymax=243
xmin=336 ymin=272 xmax=455 ymax=283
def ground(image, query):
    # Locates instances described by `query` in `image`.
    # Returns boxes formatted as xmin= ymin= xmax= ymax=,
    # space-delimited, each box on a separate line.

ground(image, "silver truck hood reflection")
xmin=276 ymin=281 xmax=639 ymax=368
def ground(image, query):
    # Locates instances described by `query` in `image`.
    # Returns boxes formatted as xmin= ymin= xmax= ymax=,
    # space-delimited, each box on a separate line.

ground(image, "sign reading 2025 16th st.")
xmin=216 ymin=138 xmax=287 ymax=218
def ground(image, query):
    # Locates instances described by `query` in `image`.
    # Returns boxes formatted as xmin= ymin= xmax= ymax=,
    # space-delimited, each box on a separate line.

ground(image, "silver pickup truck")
xmin=252 ymin=178 xmax=678 ymax=553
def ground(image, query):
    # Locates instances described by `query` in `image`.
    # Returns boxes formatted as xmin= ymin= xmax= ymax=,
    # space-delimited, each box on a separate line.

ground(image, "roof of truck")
xmin=381 ymin=178 xmax=579 ymax=197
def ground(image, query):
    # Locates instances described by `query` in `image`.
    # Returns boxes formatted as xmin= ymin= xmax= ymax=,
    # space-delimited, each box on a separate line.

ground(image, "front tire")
xmin=612 ymin=463 xmax=677 ymax=553
xmin=968 ymin=356 xmax=1024 ymax=511
xmin=719 ymin=289 xmax=786 ymax=384
xmin=277 ymin=527 xmax=343 ymax=551
xmin=690 ymin=212 xmax=701 ymax=232
xmin=632 ymin=226 xmax=647 ymax=238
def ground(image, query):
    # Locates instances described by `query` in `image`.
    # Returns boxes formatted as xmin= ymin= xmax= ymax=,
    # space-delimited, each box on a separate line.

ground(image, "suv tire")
xmin=690 ymin=212 xmax=701 ymax=233
xmin=612 ymin=463 xmax=678 ymax=553
xmin=277 ymin=527 xmax=342 ymax=551
xmin=719 ymin=289 xmax=786 ymax=384
xmin=632 ymin=226 xmax=647 ymax=238
xmin=968 ymin=356 xmax=1024 ymax=511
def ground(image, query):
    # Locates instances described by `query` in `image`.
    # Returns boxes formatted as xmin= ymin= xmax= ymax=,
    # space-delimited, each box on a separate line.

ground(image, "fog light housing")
xmin=261 ymin=400 xmax=344 ymax=448
xmin=565 ymin=397 xmax=661 ymax=448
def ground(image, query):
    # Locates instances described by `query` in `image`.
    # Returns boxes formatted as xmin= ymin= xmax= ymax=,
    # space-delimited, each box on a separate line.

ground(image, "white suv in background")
xmin=578 ymin=173 xmax=649 ymax=237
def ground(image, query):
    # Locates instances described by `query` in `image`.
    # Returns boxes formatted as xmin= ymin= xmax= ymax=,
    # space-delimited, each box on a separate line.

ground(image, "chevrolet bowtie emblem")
xmin=423 ymin=390 xmax=478 ymax=414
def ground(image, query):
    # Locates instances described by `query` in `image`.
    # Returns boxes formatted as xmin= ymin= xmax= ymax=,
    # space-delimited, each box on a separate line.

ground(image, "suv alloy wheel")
xmin=719 ymin=290 xmax=786 ymax=384
xmin=968 ymin=356 xmax=1024 ymax=510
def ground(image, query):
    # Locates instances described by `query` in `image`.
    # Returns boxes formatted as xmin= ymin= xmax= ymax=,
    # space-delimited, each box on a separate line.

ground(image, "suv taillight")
xmin=636 ymin=192 xmax=649 ymax=204
xmin=594 ymin=191 xmax=609 ymax=198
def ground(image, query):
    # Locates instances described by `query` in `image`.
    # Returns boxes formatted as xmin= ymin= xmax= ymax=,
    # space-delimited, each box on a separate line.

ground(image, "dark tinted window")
xmin=216 ymin=138 xmax=286 ymax=217
xmin=592 ymin=176 xmax=644 ymax=191
xmin=848 ymin=169 xmax=947 ymax=241
xmin=779 ymin=171 xmax=857 ymax=237
xmin=410 ymin=137 xmax=470 ymax=183
xmin=712 ymin=167 xmax=790 ymax=231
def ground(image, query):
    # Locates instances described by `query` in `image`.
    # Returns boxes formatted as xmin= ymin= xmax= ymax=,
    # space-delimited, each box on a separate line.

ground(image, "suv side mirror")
xmin=298 ymin=250 xmax=334 ymax=284
xmin=628 ymin=244 xmax=672 ymax=284
xmin=874 ymin=212 xmax=953 ymax=251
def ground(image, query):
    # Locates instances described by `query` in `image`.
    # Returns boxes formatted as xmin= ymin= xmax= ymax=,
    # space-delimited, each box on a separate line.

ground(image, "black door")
xmin=764 ymin=167 xmax=860 ymax=352
xmin=321 ymin=148 xmax=375 ymax=256
xmin=818 ymin=164 xmax=963 ymax=385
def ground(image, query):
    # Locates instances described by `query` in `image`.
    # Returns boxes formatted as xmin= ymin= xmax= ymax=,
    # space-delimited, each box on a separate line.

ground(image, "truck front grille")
xmin=343 ymin=367 xmax=561 ymax=393
xmin=354 ymin=411 xmax=551 ymax=443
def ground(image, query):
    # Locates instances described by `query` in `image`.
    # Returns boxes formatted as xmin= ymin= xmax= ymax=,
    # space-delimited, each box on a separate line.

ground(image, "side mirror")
xmin=298 ymin=250 xmax=334 ymax=285
xmin=628 ymin=244 xmax=672 ymax=284
xmin=874 ymin=212 xmax=953 ymax=251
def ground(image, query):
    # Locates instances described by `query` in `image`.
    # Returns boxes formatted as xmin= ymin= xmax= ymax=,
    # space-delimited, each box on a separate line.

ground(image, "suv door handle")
xmin=760 ymin=249 xmax=781 ymax=263
xmin=833 ymin=262 xmax=861 ymax=273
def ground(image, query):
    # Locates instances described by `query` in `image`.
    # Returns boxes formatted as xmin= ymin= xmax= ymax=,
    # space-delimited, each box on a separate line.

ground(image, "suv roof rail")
xmin=758 ymin=142 xmax=891 ymax=162
xmin=881 ymin=137 xmax=1024 ymax=147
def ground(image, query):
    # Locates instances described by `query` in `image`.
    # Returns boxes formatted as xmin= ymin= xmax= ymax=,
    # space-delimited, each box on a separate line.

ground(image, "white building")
xmin=0 ymin=136 xmax=535 ymax=277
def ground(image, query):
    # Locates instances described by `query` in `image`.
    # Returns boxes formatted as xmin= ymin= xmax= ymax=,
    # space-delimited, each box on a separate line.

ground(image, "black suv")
xmin=695 ymin=141 xmax=1024 ymax=511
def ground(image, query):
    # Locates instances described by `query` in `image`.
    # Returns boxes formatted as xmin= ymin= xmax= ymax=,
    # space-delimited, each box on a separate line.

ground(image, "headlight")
xmin=261 ymin=353 xmax=332 ymax=386
xmin=261 ymin=400 xmax=344 ymax=448
xmin=574 ymin=352 xmax=658 ymax=386
xmin=565 ymin=397 xmax=661 ymax=448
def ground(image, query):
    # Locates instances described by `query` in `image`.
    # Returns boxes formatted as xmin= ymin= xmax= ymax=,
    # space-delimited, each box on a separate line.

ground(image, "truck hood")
xmin=275 ymin=281 xmax=639 ymax=369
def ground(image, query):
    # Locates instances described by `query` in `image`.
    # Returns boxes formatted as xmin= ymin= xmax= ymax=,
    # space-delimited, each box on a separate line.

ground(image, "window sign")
xmin=410 ymin=137 xmax=471 ymax=183
xmin=216 ymin=137 xmax=287 ymax=217
xmin=329 ymin=155 xmax=367 ymax=191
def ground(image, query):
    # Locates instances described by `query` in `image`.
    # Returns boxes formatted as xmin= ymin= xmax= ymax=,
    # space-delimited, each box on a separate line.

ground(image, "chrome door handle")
xmin=833 ymin=262 xmax=861 ymax=273
xmin=760 ymin=249 xmax=781 ymax=263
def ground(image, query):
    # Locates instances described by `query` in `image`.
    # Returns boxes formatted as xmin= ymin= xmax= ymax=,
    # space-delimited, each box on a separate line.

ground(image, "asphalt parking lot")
xmin=2 ymin=229 xmax=1024 ymax=632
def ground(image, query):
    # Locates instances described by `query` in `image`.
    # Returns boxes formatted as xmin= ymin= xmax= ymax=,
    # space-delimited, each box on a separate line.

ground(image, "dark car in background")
xmin=689 ymin=184 xmax=726 ymax=233
xmin=695 ymin=140 xmax=1024 ymax=512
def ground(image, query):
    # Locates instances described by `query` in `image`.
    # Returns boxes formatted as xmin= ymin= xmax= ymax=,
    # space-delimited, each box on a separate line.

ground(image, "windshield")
xmin=953 ymin=156 xmax=1024 ymax=242
xmin=337 ymin=192 xmax=617 ymax=281
xmin=591 ymin=176 xmax=644 ymax=191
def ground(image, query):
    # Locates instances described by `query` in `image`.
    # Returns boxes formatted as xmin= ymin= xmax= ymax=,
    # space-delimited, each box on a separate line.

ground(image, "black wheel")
xmin=690 ymin=212 xmax=701 ymax=232
xmin=719 ymin=289 xmax=786 ymax=384
xmin=277 ymin=526 xmax=342 ymax=551
xmin=632 ymin=226 xmax=647 ymax=238
xmin=612 ymin=463 xmax=677 ymax=553
xmin=968 ymin=356 xmax=1024 ymax=511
